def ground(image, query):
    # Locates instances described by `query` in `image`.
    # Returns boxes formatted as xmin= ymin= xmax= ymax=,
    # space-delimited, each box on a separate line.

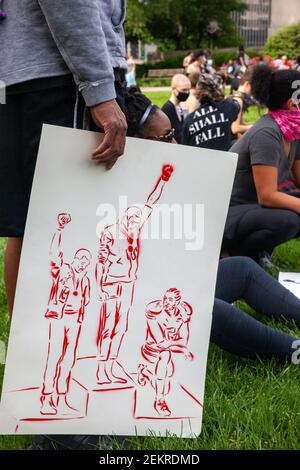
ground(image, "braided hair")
xmin=124 ymin=87 xmax=157 ymax=137
xmin=250 ymin=66 xmax=300 ymax=110
xmin=196 ymin=73 xmax=225 ymax=106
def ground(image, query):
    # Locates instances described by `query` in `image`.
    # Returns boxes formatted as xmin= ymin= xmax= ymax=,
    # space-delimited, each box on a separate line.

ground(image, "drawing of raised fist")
xmin=161 ymin=164 xmax=174 ymax=182
xmin=57 ymin=213 xmax=71 ymax=229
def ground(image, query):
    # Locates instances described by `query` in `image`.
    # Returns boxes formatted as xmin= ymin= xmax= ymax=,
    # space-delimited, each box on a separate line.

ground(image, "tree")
xmin=264 ymin=22 xmax=300 ymax=59
xmin=125 ymin=0 xmax=247 ymax=49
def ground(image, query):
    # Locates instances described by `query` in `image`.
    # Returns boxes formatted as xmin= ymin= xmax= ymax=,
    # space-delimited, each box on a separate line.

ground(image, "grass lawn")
xmin=1 ymin=92 xmax=300 ymax=450
xmin=144 ymin=91 xmax=170 ymax=109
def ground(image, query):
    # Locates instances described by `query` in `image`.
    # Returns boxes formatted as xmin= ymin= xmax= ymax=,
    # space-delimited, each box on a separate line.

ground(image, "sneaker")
xmin=258 ymin=251 xmax=280 ymax=278
xmin=154 ymin=399 xmax=171 ymax=417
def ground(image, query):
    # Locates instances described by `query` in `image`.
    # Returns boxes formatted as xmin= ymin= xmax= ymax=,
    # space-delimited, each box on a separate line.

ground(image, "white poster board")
xmin=0 ymin=125 xmax=237 ymax=437
xmin=279 ymin=272 xmax=300 ymax=299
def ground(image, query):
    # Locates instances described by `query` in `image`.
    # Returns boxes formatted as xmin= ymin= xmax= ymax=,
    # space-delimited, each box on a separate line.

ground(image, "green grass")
xmin=1 ymin=237 xmax=300 ymax=450
xmin=144 ymin=91 xmax=170 ymax=109
xmin=0 ymin=240 xmax=32 ymax=450
xmin=0 ymin=92 xmax=299 ymax=450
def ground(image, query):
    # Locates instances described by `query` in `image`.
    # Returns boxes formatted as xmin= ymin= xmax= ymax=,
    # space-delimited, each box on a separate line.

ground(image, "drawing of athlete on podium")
xmin=95 ymin=165 xmax=174 ymax=385
xmin=40 ymin=214 xmax=92 ymax=415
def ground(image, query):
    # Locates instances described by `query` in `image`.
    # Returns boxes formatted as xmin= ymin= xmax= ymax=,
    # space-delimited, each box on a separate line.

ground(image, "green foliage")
xmin=212 ymin=49 xmax=259 ymax=66
xmin=125 ymin=0 xmax=152 ymax=42
xmin=126 ymin=0 xmax=247 ymax=50
xmin=136 ymin=55 xmax=186 ymax=79
xmin=135 ymin=50 xmax=260 ymax=81
xmin=264 ymin=22 xmax=300 ymax=59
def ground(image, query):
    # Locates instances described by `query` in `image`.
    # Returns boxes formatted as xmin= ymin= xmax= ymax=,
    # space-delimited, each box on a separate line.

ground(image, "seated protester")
xmin=230 ymin=73 xmax=241 ymax=95
xmin=125 ymin=88 xmax=176 ymax=143
xmin=228 ymin=66 xmax=254 ymax=144
xmin=215 ymin=71 xmax=227 ymax=95
xmin=161 ymin=74 xmax=191 ymax=143
xmin=181 ymin=73 xmax=240 ymax=151
xmin=183 ymin=51 xmax=193 ymax=71
xmin=125 ymin=55 xmax=136 ymax=87
xmin=186 ymin=49 xmax=208 ymax=76
xmin=226 ymin=59 xmax=236 ymax=79
xmin=180 ymin=70 xmax=200 ymax=115
xmin=224 ymin=66 xmax=300 ymax=264
xmin=236 ymin=45 xmax=250 ymax=73
xmin=292 ymin=55 xmax=300 ymax=72
xmin=124 ymin=89 xmax=300 ymax=362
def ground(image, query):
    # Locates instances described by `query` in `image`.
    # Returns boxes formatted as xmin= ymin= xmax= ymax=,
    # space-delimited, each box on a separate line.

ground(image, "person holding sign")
xmin=0 ymin=0 xmax=128 ymax=318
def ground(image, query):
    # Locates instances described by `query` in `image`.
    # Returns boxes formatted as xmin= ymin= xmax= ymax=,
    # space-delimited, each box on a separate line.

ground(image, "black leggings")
xmin=225 ymin=206 xmax=300 ymax=260
xmin=212 ymin=257 xmax=300 ymax=360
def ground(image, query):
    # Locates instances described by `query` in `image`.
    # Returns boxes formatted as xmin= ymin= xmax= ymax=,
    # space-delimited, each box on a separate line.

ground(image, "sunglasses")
xmin=146 ymin=128 xmax=175 ymax=143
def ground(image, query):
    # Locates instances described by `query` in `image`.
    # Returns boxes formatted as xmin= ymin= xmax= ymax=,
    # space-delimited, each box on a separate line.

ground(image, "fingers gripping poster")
xmin=0 ymin=125 xmax=237 ymax=437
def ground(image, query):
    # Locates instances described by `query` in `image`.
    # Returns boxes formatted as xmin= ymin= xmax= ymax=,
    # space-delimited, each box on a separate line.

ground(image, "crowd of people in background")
xmin=122 ymin=45 xmax=300 ymax=365
xmin=2 ymin=0 xmax=299 ymax=450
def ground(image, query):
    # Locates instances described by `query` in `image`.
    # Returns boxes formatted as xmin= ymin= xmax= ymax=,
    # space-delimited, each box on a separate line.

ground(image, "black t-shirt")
xmin=181 ymin=100 xmax=240 ymax=151
xmin=236 ymin=52 xmax=245 ymax=66
xmin=161 ymin=100 xmax=184 ymax=144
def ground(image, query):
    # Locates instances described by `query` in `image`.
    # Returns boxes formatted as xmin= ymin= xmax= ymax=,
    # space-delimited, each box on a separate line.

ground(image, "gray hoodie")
xmin=0 ymin=0 xmax=127 ymax=106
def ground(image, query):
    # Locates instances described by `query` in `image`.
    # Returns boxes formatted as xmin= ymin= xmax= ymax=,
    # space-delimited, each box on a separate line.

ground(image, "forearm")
xmin=38 ymin=0 xmax=116 ymax=106
xmin=96 ymin=263 xmax=108 ymax=292
xmin=158 ymin=339 xmax=187 ymax=350
xmin=292 ymin=165 xmax=300 ymax=188
xmin=168 ymin=345 xmax=187 ymax=353
xmin=49 ymin=229 xmax=62 ymax=264
xmin=147 ymin=179 xmax=164 ymax=206
xmin=232 ymin=123 xmax=252 ymax=134
xmin=259 ymin=190 xmax=300 ymax=212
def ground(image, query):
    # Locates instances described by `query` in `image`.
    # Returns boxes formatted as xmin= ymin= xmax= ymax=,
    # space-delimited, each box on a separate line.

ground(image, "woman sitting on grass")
xmin=125 ymin=87 xmax=300 ymax=362
xmin=224 ymin=67 xmax=300 ymax=266
xmin=181 ymin=73 xmax=241 ymax=152
xmin=229 ymin=66 xmax=254 ymax=144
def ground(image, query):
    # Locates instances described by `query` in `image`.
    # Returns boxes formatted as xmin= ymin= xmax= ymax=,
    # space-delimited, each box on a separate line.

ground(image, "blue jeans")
xmin=212 ymin=257 xmax=300 ymax=360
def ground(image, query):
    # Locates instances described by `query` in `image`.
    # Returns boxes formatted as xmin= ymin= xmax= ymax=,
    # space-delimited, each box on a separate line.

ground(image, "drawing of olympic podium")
xmin=9 ymin=165 xmax=203 ymax=432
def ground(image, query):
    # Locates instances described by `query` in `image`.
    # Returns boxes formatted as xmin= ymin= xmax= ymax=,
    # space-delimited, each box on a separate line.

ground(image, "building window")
xmin=232 ymin=0 xmax=272 ymax=48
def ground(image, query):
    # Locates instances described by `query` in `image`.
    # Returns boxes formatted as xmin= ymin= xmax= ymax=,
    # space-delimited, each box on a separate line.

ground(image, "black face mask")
xmin=176 ymin=91 xmax=190 ymax=102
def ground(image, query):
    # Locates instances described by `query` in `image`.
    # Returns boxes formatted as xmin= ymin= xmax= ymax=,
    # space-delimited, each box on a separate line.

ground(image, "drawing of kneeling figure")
xmin=138 ymin=288 xmax=193 ymax=417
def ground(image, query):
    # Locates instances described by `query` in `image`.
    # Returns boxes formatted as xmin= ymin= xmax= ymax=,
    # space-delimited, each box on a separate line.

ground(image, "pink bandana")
xmin=269 ymin=110 xmax=300 ymax=142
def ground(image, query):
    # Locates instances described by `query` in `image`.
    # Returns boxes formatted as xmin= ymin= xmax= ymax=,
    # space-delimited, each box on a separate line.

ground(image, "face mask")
xmin=269 ymin=109 xmax=300 ymax=142
xmin=176 ymin=91 xmax=190 ymax=102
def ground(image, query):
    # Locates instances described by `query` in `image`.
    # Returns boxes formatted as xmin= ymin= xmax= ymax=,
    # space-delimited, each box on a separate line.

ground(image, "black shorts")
xmin=0 ymin=75 xmax=85 ymax=237
xmin=0 ymin=72 xmax=126 ymax=238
